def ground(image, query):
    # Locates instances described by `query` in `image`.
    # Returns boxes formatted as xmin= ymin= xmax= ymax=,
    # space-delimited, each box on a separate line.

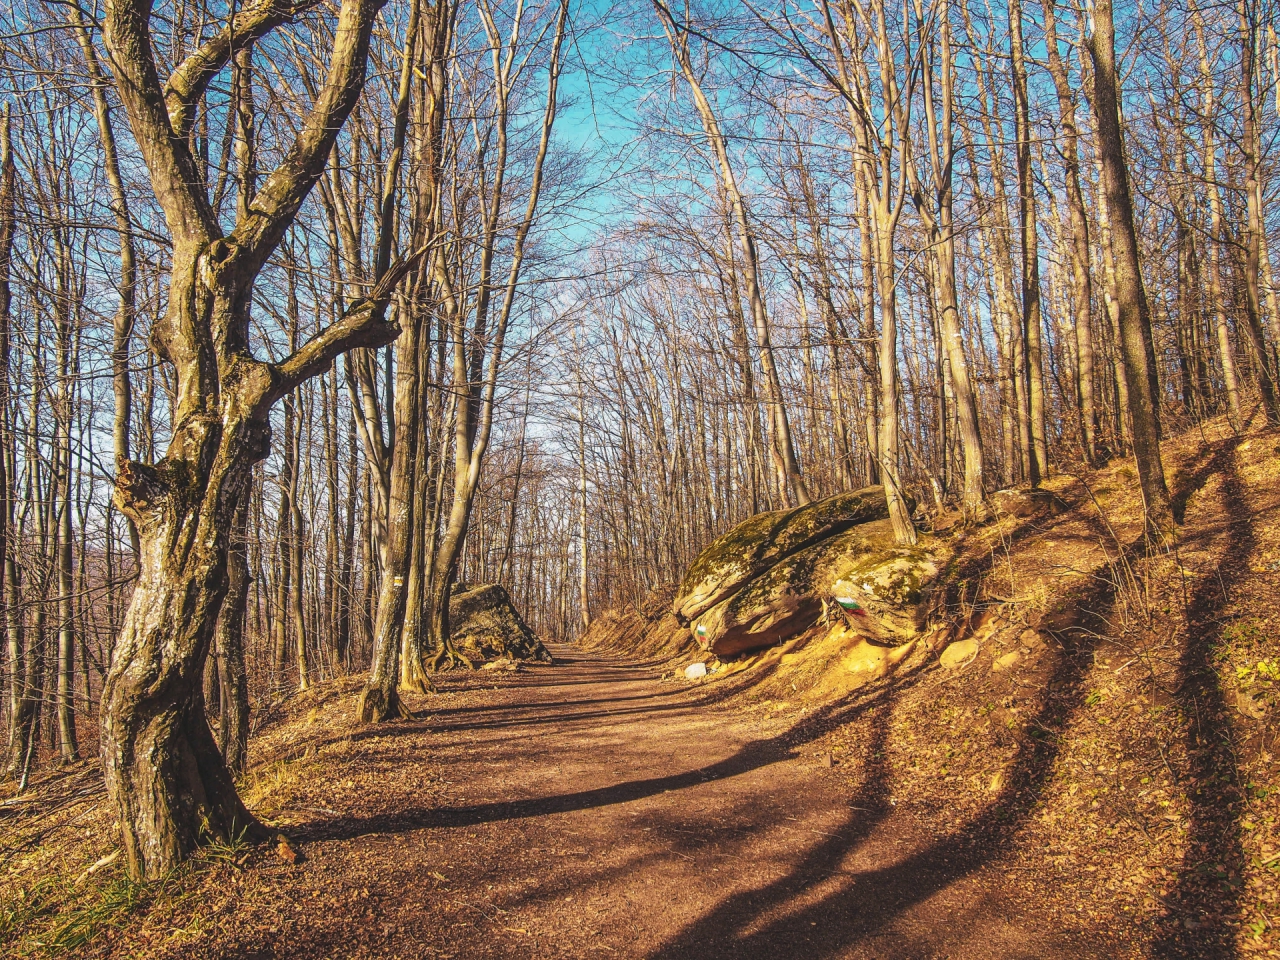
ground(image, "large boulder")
xmin=690 ymin=520 xmax=942 ymax=657
xmin=673 ymin=486 xmax=890 ymax=625
xmin=450 ymin=583 xmax=552 ymax=663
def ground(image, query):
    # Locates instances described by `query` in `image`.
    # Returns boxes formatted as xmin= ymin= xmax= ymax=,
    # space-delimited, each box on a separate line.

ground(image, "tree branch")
xmin=102 ymin=0 xmax=216 ymax=242
xmin=229 ymin=0 xmax=389 ymax=274
xmin=164 ymin=0 xmax=327 ymax=138
xmin=268 ymin=241 xmax=432 ymax=406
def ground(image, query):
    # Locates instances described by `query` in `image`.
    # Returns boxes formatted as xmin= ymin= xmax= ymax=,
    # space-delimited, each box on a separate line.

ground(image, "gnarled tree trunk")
xmin=98 ymin=0 xmax=405 ymax=878
xmin=105 ymin=407 xmax=276 ymax=876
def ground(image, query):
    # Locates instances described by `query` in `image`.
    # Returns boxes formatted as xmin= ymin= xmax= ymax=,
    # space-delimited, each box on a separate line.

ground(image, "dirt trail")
xmin=154 ymin=644 xmax=1109 ymax=959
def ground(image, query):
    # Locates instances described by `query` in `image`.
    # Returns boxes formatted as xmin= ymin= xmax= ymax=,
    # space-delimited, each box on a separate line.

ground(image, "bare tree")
xmin=1087 ymin=0 xmax=1171 ymax=529
xmin=97 ymin=0 xmax=420 ymax=878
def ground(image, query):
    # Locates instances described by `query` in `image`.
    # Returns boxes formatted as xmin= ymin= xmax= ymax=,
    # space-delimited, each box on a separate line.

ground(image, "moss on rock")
xmin=691 ymin=519 xmax=943 ymax=657
xmin=673 ymin=486 xmax=889 ymax=625
xmin=450 ymin=583 xmax=552 ymax=663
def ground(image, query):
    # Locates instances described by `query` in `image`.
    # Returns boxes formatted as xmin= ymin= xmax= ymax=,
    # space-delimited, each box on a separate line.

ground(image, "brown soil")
xmin=70 ymin=645 xmax=1119 ymax=959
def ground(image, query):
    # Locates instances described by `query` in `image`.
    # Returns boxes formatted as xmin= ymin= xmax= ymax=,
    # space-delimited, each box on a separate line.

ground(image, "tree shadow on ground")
xmin=297 ymin=683 xmax=895 ymax=843
xmin=1149 ymin=436 xmax=1251 ymax=958
xmin=296 ymin=539 xmax=1127 ymax=958
xmin=289 ymin=466 xmax=1254 ymax=957
xmin=635 ymin=527 xmax=1125 ymax=959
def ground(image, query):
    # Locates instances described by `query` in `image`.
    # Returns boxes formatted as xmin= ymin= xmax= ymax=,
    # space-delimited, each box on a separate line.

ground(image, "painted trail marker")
xmin=835 ymin=596 xmax=867 ymax=615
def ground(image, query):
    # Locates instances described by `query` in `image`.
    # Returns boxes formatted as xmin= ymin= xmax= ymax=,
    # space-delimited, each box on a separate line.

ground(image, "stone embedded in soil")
xmin=992 ymin=487 xmax=1065 ymax=519
xmin=940 ymin=638 xmax=979 ymax=669
xmin=450 ymin=583 xmax=552 ymax=663
xmin=843 ymin=634 xmax=917 ymax=680
xmin=993 ymin=651 xmax=1021 ymax=672
xmin=672 ymin=486 xmax=890 ymax=625
xmin=684 ymin=662 xmax=708 ymax=680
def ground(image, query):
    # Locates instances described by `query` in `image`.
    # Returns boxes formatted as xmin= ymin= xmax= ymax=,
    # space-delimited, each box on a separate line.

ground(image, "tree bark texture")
xmin=1088 ymin=0 xmax=1171 ymax=528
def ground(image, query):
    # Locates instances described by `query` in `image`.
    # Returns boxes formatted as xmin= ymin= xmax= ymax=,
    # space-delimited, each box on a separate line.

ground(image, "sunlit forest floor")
xmin=1 ymin=413 xmax=1278 ymax=959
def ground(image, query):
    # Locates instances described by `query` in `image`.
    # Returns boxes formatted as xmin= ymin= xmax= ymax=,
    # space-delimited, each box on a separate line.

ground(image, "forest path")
xmin=180 ymin=644 xmax=1096 ymax=959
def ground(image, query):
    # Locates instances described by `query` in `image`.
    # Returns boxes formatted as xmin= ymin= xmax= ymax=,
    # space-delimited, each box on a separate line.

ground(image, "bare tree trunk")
xmin=56 ymin=416 xmax=78 ymax=762
xmin=1193 ymin=6 xmax=1243 ymax=427
xmin=99 ymin=0 xmax=407 ymax=878
xmin=654 ymin=0 xmax=810 ymax=507
xmin=1042 ymin=0 xmax=1098 ymax=463
xmin=908 ymin=0 xmax=984 ymax=510
xmin=577 ymin=356 xmax=590 ymax=631
xmin=875 ymin=225 xmax=917 ymax=544
xmin=71 ymin=7 xmax=139 ymax=553
xmin=215 ymin=494 xmax=250 ymax=775
xmin=1010 ymin=0 xmax=1047 ymax=483
xmin=1087 ymin=0 xmax=1171 ymax=529
xmin=359 ymin=300 xmax=420 ymax=722
xmin=1237 ymin=0 xmax=1280 ymax=423
xmin=0 ymin=108 xmax=32 ymax=779
xmin=856 ymin=171 xmax=880 ymax=486
xmin=272 ymin=397 xmax=295 ymax=679
xmin=425 ymin=0 xmax=568 ymax=666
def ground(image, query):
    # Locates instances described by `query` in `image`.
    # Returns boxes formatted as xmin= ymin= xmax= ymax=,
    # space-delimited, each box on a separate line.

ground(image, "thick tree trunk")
xmin=97 ymin=0 xmax=396 ymax=878
xmin=105 ymin=415 xmax=273 ymax=879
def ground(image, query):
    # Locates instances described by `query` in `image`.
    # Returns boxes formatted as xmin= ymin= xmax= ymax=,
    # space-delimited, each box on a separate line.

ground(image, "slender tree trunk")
xmin=911 ymin=0 xmax=984 ymax=510
xmin=359 ymin=303 xmax=420 ymax=721
xmin=654 ymin=0 xmax=810 ymax=507
xmin=1237 ymin=0 xmax=1280 ymax=423
xmin=71 ymin=8 xmax=139 ymax=554
xmin=1010 ymin=0 xmax=1047 ymax=483
xmin=577 ymin=358 xmax=590 ymax=630
xmin=0 ymin=108 xmax=32 ymax=778
xmin=875 ymin=227 xmax=917 ymax=545
xmin=1088 ymin=0 xmax=1171 ymax=528
xmin=1042 ymin=0 xmax=1098 ymax=463
xmin=215 ymin=493 xmax=250 ymax=775
xmin=289 ymin=428 xmax=309 ymax=690
xmin=856 ymin=171 xmax=880 ymax=486
xmin=1194 ymin=7 xmax=1243 ymax=426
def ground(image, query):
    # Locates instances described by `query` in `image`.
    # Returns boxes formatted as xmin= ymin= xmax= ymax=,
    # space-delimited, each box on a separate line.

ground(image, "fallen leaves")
xmin=275 ymin=835 xmax=303 ymax=865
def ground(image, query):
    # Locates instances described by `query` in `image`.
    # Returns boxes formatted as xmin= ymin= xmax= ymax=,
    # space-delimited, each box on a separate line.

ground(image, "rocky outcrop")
xmin=689 ymin=519 xmax=942 ymax=657
xmin=673 ymin=486 xmax=890 ymax=625
xmin=450 ymin=583 xmax=552 ymax=663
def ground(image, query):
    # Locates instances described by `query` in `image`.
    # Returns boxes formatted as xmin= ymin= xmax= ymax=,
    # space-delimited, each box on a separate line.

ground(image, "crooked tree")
xmin=97 ymin=0 xmax=418 ymax=879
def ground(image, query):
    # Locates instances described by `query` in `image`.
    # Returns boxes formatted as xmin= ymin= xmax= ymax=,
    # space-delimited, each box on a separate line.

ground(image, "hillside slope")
xmin=581 ymin=414 xmax=1280 ymax=956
